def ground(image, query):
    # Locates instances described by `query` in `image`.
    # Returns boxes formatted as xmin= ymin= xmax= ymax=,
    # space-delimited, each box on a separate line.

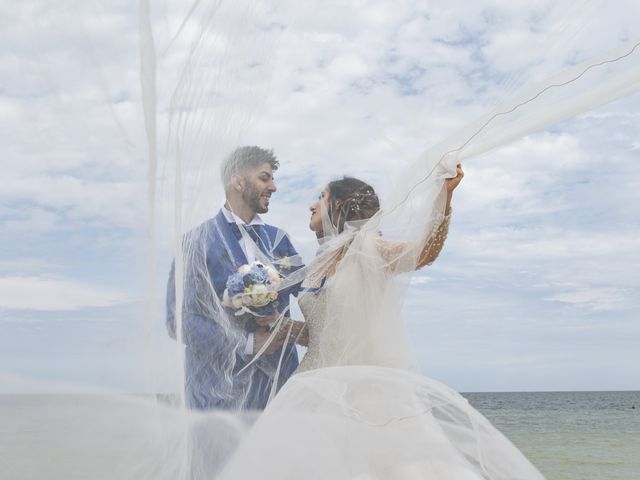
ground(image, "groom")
xmin=166 ymin=146 xmax=302 ymax=410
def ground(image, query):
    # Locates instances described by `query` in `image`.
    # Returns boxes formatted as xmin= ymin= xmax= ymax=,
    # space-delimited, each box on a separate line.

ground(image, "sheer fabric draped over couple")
xmin=166 ymin=146 xmax=460 ymax=409
xmin=166 ymin=146 xmax=545 ymax=479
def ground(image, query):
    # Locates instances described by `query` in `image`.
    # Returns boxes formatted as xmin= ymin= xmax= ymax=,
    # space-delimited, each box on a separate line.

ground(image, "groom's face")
xmin=241 ymin=162 xmax=277 ymax=214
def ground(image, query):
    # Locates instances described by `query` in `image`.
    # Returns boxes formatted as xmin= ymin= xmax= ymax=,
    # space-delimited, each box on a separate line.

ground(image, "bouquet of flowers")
xmin=222 ymin=261 xmax=282 ymax=320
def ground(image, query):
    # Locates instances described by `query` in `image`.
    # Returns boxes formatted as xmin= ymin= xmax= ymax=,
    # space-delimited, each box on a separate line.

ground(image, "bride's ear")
xmin=330 ymin=200 xmax=342 ymax=217
xmin=331 ymin=201 xmax=344 ymax=227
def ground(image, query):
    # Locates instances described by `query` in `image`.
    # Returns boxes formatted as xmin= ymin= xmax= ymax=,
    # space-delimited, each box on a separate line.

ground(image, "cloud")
xmin=2 ymin=206 xmax=61 ymax=234
xmin=0 ymin=258 xmax=60 ymax=274
xmin=0 ymin=174 xmax=144 ymax=229
xmin=410 ymin=275 xmax=433 ymax=286
xmin=545 ymin=287 xmax=631 ymax=312
xmin=0 ymin=276 xmax=131 ymax=311
xmin=1 ymin=0 xmax=639 ymax=391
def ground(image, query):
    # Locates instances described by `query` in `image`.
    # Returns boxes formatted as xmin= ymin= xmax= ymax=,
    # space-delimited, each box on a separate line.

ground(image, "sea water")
xmin=464 ymin=391 xmax=640 ymax=480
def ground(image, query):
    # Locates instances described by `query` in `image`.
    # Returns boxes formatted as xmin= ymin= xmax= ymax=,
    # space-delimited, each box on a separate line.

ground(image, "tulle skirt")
xmin=216 ymin=365 xmax=545 ymax=479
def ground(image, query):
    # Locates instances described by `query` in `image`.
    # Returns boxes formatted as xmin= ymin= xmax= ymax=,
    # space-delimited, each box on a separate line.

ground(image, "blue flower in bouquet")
xmin=246 ymin=265 xmax=269 ymax=284
xmin=225 ymin=274 xmax=246 ymax=297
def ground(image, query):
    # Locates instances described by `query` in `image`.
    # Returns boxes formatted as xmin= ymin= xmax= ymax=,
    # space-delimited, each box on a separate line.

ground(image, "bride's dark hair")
xmin=327 ymin=176 xmax=380 ymax=233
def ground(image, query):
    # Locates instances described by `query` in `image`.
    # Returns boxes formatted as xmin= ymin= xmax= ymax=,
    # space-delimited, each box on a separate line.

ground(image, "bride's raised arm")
xmin=375 ymin=164 xmax=462 ymax=273
xmin=415 ymin=191 xmax=453 ymax=268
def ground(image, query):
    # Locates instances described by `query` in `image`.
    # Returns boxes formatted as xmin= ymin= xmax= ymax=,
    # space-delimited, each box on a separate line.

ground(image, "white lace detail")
xmin=294 ymin=288 xmax=330 ymax=374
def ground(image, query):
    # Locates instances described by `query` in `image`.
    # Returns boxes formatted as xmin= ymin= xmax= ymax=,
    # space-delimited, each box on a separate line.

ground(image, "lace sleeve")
xmin=416 ymin=210 xmax=451 ymax=269
xmin=374 ymin=209 xmax=452 ymax=273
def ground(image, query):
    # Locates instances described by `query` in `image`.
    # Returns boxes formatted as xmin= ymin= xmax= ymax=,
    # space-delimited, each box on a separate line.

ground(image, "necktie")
xmin=228 ymin=223 xmax=266 ymax=257
xmin=245 ymin=225 xmax=263 ymax=245
xmin=227 ymin=222 xmax=243 ymax=241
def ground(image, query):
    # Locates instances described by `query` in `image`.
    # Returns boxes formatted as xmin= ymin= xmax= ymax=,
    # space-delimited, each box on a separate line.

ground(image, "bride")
xmin=215 ymin=168 xmax=546 ymax=479
xmin=294 ymin=170 xmax=457 ymax=374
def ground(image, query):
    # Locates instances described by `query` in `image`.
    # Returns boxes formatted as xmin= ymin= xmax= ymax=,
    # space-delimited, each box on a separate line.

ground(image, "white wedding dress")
xmin=294 ymin=287 xmax=329 ymax=374
xmin=218 ymin=256 xmax=546 ymax=479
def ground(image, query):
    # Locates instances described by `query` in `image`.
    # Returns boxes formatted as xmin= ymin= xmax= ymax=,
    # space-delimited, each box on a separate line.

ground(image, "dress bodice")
xmin=294 ymin=287 xmax=329 ymax=373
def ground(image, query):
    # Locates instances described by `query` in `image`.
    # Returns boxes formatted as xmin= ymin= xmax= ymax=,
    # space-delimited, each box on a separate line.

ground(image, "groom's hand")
xmin=255 ymin=312 xmax=278 ymax=327
xmin=253 ymin=327 xmax=288 ymax=355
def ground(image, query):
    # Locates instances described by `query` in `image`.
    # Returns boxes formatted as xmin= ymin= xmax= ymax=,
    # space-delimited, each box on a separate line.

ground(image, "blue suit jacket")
xmin=166 ymin=210 xmax=302 ymax=410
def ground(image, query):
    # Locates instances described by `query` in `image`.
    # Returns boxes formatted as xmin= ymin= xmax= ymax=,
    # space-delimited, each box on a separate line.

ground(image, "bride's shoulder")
xmin=369 ymin=237 xmax=417 ymax=273
xmin=373 ymin=237 xmax=409 ymax=255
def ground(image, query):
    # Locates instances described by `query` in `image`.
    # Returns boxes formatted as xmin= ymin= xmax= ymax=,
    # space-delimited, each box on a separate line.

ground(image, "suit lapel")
xmin=250 ymin=224 xmax=274 ymax=260
xmin=213 ymin=211 xmax=248 ymax=268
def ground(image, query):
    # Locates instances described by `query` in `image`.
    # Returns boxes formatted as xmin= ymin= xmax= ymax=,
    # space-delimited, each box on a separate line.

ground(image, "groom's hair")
xmin=221 ymin=146 xmax=279 ymax=192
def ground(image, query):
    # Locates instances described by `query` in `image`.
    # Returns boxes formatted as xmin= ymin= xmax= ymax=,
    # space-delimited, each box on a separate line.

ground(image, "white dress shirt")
xmin=221 ymin=206 xmax=265 ymax=355
xmin=221 ymin=206 xmax=265 ymax=262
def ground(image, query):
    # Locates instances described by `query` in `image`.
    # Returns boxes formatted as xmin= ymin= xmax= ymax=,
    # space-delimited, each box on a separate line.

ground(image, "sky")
xmin=1 ymin=0 xmax=639 ymax=393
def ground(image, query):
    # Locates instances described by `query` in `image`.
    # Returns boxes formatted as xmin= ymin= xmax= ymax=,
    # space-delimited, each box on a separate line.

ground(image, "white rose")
xmin=222 ymin=289 xmax=232 ymax=307
xmin=237 ymin=265 xmax=251 ymax=274
xmin=231 ymin=296 xmax=243 ymax=309
xmin=266 ymin=266 xmax=281 ymax=284
xmin=252 ymin=284 xmax=268 ymax=294
xmin=251 ymin=284 xmax=270 ymax=306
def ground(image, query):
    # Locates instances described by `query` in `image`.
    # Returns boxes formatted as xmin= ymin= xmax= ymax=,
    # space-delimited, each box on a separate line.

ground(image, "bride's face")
xmin=309 ymin=188 xmax=330 ymax=236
